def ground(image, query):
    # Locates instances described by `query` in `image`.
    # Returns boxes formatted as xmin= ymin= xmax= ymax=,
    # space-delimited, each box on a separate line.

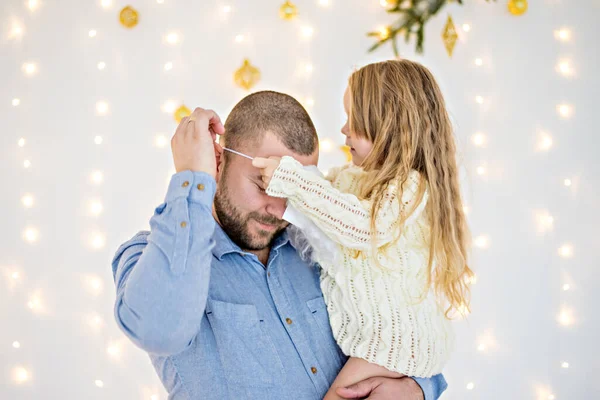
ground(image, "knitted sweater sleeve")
xmin=266 ymin=156 xmax=427 ymax=251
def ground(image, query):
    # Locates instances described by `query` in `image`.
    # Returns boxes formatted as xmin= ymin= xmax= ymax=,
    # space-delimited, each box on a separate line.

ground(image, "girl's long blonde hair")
xmin=348 ymin=59 xmax=473 ymax=317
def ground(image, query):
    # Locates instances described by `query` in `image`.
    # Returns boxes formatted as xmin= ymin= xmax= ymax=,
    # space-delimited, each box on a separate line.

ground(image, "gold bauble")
xmin=340 ymin=145 xmax=352 ymax=163
xmin=279 ymin=1 xmax=298 ymax=21
xmin=174 ymin=105 xmax=191 ymax=123
xmin=234 ymin=59 xmax=261 ymax=91
xmin=441 ymin=15 xmax=458 ymax=57
xmin=119 ymin=6 xmax=139 ymax=29
xmin=508 ymin=0 xmax=528 ymax=16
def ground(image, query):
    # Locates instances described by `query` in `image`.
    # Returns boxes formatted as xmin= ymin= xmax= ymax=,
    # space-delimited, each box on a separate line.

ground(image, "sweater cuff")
xmin=266 ymin=156 xmax=304 ymax=199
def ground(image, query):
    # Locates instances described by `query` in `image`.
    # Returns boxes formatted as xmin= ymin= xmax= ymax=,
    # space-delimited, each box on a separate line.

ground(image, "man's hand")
xmin=252 ymin=156 xmax=282 ymax=189
xmin=336 ymin=376 xmax=425 ymax=400
xmin=171 ymin=107 xmax=225 ymax=177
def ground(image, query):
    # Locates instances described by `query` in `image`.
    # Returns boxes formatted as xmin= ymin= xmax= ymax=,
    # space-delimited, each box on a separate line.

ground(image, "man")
xmin=111 ymin=91 xmax=447 ymax=399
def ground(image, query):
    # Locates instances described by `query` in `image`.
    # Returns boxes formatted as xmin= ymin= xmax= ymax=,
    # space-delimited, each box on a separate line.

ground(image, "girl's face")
xmin=341 ymin=87 xmax=373 ymax=166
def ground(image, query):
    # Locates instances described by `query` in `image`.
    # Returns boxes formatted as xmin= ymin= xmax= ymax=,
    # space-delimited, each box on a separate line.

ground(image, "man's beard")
xmin=214 ymin=179 xmax=287 ymax=251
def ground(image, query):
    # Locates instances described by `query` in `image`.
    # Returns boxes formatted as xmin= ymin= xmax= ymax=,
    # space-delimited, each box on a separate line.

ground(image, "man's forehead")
xmin=248 ymin=131 xmax=318 ymax=166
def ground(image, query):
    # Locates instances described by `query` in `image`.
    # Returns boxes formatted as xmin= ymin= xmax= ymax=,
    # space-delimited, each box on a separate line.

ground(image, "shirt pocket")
xmin=205 ymin=299 xmax=285 ymax=388
xmin=306 ymin=296 xmax=346 ymax=367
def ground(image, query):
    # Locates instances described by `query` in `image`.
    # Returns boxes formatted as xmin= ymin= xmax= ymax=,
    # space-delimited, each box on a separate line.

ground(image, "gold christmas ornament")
xmin=279 ymin=1 xmax=298 ymax=20
xmin=119 ymin=6 xmax=139 ymax=29
xmin=441 ymin=15 xmax=458 ymax=57
xmin=508 ymin=0 xmax=528 ymax=16
xmin=234 ymin=59 xmax=261 ymax=91
xmin=340 ymin=145 xmax=352 ymax=163
xmin=174 ymin=105 xmax=191 ymax=123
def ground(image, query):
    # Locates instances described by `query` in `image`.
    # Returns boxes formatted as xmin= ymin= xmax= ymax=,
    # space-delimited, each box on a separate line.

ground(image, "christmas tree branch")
xmin=368 ymin=0 xmax=494 ymax=56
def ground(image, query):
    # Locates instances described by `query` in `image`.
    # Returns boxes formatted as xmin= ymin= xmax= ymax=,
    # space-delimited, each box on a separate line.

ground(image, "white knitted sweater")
xmin=266 ymin=156 xmax=454 ymax=378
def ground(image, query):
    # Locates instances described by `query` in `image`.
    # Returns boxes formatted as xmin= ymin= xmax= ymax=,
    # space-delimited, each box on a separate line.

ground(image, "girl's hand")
xmin=252 ymin=156 xmax=282 ymax=189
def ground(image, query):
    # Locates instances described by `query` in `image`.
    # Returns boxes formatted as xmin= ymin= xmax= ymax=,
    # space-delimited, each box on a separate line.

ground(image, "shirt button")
xmin=197 ymin=183 xmax=205 ymax=191
xmin=267 ymin=272 xmax=271 ymax=277
xmin=286 ymin=318 xmax=292 ymax=325
xmin=311 ymin=367 xmax=317 ymax=374
xmin=182 ymin=181 xmax=190 ymax=187
xmin=180 ymin=221 xmax=187 ymax=228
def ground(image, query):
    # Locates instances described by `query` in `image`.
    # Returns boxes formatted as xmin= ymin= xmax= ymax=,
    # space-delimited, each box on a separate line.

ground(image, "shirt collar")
xmin=212 ymin=223 xmax=292 ymax=260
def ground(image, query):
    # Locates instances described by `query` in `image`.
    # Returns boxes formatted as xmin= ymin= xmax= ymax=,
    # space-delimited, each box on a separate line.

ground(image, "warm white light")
xmin=318 ymin=0 xmax=331 ymax=6
xmin=474 ymin=235 xmax=489 ymax=249
xmin=151 ymin=395 xmax=159 ymax=400
xmin=166 ymin=32 xmax=179 ymax=44
xmin=377 ymin=26 xmax=390 ymax=40
xmin=301 ymin=26 xmax=314 ymax=38
xmin=563 ymin=178 xmax=572 ymax=187
xmin=379 ymin=0 xmax=388 ymax=7
xmin=86 ymin=276 xmax=104 ymax=295
xmin=474 ymin=58 xmax=483 ymax=66
xmin=22 ymin=194 xmax=34 ymax=208
xmin=90 ymin=232 xmax=106 ymax=249
xmin=164 ymin=62 xmax=173 ymax=71
xmin=13 ymin=341 xmax=21 ymax=349
xmin=476 ymin=330 xmax=497 ymax=353
xmin=23 ymin=159 xmax=31 ymax=168
xmin=558 ymin=244 xmax=573 ymax=258
xmin=557 ymin=307 xmax=574 ymax=326
xmin=106 ymin=341 xmax=122 ymax=359
xmin=554 ymin=28 xmax=571 ymax=42
xmin=548 ymin=395 xmax=555 ymax=400
xmin=94 ymin=136 xmax=103 ymax=145
xmin=234 ymin=34 xmax=245 ymax=43
xmin=9 ymin=20 xmax=24 ymax=39
xmin=475 ymin=95 xmax=484 ymax=104
xmin=23 ymin=63 xmax=37 ymax=76
xmin=538 ymin=134 xmax=553 ymax=151
xmin=18 ymin=137 xmax=26 ymax=146
xmin=95 ymin=380 xmax=104 ymax=388
xmin=90 ymin=200 xmax=103 ymax=216
xmin=472 ymin=132 xmax=486 ymax=147
xmin=557 ymin=104 xmax=573 ymax=119
xmin=91 ymin=171 xmax=104 ymax=184
xmin=157 ymin=0 xmax=164 ymax=3
xmin=23 ymin=227 xmax=39 ymax=243
xmin=477 ymin=343 xmax=486 ymax=352
xmin=96 ymin=101 xmax=109 ymax=115
xmin=155 ymin=134 xmax=168 ymax=148
xmin=11 ymin=271 xmax=20 ymax=280
xmin=466 ymin=382 xmax=475 ymax=390
xmin=561 ymin=362 xmax=569 ymax=368
xmin=27 ymin=0 xmax=40 ymax=11
xmin=556 ymin=59 xmax=574 ymax=77
xmin=476 ymin=165 xmax=486 ymax=176
xmin=534 ymin=210 xmax=554 ymax=233
xmin=89 ymin=30 xmax=97 ymax=38
xmin=97 ymin=62 xmax=106 ymax=70
xmin=462 ymin=24 xmax=471 ymax=32
xmin=100 ymin=0 xmax=112 ymax=8
xmin=12 ymin=367 xmax=30 ymax=383
xmin=466 ymin=274 xmax=477 ymax=285
xmin=162 ymin=100 xmax=177 ymax=113
xmin=320 ymin=139 xmax=334 ymax=152
xmin=305 ymin=97 xmax=315 ymax=107
xmin=562 ymin=284 xmax=570 ymax=291
xmin=305 ymin=63 xmax=314 ymax=73
xmin=88 ymin=313 xmax=104 ymax=330
xmin=463 ymin=206 xmax=469 ymax=215
xmin=457 ymin=303 xmax=470 ymax=317
xmin=223 ymin=5 xmax=232 ymax=13
xmin=27 ymin=293 xmax=43 ymax=311
xmin=13 ymin=98 xmax=21 ymax=106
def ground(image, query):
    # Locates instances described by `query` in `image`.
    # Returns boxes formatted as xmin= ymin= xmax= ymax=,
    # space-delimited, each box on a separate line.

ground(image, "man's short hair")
xmin=223 ymin=91 xmax=318 ymax=157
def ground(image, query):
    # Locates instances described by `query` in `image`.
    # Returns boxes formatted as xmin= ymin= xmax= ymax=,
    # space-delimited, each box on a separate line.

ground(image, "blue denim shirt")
xmin=111 ymin=170 xmax=447 ymax=399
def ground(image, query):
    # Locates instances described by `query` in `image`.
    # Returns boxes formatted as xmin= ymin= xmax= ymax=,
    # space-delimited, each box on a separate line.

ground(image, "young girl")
xmin=253 ymin=59 xmax=473 ymax=399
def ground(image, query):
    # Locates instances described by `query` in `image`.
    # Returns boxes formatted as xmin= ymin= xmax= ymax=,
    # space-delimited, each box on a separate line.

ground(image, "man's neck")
xmin=211 ymin=207 xmax=271 ymax=266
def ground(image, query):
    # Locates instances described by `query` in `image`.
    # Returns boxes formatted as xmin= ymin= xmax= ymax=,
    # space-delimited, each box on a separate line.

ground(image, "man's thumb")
xmin=335 ymin=378 xmax=376 ymax=399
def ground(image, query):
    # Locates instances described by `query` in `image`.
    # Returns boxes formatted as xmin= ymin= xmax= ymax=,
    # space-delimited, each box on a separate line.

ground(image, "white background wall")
xmin=1 ymin=0 xmax=598 ymax=398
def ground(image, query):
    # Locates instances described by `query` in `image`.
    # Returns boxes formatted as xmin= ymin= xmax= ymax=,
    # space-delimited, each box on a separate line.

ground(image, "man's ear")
xmin=215 ymin=153 xmax=225 ymax=183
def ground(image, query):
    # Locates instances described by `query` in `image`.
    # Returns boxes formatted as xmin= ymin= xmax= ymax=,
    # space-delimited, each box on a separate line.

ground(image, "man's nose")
xmin=265 ymin=197 xmax=287 ymax=220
